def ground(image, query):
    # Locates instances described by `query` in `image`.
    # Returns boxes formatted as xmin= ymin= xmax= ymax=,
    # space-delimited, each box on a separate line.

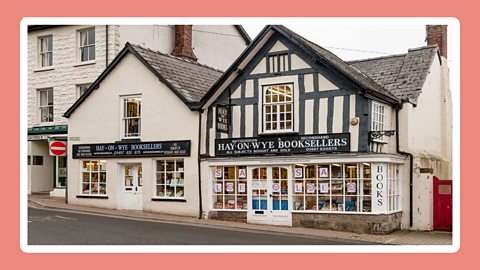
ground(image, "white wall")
xmin=28 ymin=25 xmax=118 ymax=128
xmin=67 ymin=53 xmax=200 ymax=216
xmin=120 ymin=25 xmax=247 ymax=71
xmin=29 ymin=140 xmax=54 ymax=193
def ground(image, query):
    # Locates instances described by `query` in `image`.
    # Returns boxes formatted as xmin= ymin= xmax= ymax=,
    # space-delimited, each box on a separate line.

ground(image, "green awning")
xmin=28 ymin=125 xmax=68 ymax=135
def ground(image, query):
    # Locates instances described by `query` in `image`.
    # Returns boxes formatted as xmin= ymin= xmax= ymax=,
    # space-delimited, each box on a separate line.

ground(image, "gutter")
xmin=105 ymin=25 xmax=109 ymax=67
xmin=395 ymin=106 xmax=414 ymax=228
xmin=197 ymin=110 xmax=204 ymax=219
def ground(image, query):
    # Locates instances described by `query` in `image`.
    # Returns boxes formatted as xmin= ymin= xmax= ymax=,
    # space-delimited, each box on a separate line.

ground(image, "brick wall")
xmin=426 ymin=25 xmax=447 ymax=58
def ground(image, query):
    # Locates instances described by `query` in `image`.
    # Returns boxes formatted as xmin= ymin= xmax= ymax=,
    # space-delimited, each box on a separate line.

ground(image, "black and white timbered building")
xmin=198 ymin=25 xmax=451 ymax=233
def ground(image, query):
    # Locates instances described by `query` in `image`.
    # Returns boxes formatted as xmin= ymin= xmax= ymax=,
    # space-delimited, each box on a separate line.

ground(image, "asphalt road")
xmin=28 ymin=208 xmax=373 ymax=245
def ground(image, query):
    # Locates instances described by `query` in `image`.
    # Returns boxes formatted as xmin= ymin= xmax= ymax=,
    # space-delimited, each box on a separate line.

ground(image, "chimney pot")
xmin=426 ymin=25 xmax=448 ymax=58
xmin=171 ymin=25 xmax=197 ymax=61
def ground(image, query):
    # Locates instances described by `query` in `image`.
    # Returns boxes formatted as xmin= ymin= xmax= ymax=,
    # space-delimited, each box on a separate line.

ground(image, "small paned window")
xmin=82 ymin=160 xmax=107 ymax=195
xmin=122 ymin=96 xmax=141 ymax=138
xmin=371 ymin=101 xmax=386 ymax=141
xmin=79 ymin=28 xmax=95 ymax=62
xmin=39 ymin=36 xmax=53 ymax=67
xmin=32 ymin=156 xmax=43 ymax=166
xmin=155 ymin=160 xmax=185 ymax=198
xmin=212 ymin=166 xmax=248 ymax=210
xmin=38 ymin=88 xmax=53 ymax=123
xmin=263 ymin=84 xmax=293 ymax=132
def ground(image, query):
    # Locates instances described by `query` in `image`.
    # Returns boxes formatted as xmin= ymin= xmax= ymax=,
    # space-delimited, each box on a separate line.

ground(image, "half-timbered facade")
xmin=198 ymin=25 xmax=427 ymax=233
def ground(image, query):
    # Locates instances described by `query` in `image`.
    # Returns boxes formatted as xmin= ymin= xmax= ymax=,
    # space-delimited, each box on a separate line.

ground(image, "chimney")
xmin=426 ymin=25 xmax=448 ymax=58
xmin=171 ymin=25 xmax=197 ymax=61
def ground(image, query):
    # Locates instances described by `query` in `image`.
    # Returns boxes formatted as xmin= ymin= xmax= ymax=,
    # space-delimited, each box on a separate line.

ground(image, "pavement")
xmin=27 ymin=194 xmax=452 ymax=245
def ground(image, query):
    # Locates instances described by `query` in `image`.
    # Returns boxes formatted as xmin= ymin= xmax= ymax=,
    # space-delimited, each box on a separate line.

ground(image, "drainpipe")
xmin=395 ymin=107 xmax=414 ymax=228
xmin=197 ymin=110 xmax=204 ymax=219
xmin=105 ymin=25 xmax=109 ymax=67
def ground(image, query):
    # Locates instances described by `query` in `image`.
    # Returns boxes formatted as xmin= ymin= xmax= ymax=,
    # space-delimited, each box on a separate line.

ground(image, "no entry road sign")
xmin=49 ymin=141 xmax=67 ymax=156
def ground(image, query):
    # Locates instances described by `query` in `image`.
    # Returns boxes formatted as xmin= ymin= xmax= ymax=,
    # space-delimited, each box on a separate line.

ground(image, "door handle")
xmin=135 ymin=187 xmax=138 ymax=192
xmin=269 ymin=194 xmax=273 ymax=198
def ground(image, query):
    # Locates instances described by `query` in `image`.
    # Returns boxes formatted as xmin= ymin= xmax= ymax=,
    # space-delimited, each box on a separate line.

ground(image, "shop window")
xmin=371 ymin=101 xmax=386 ymax=141
xmin=121 ymin=96 xmax=141 ymax=138
xmin=38 ymin=88 xmax=53 ymax=123
xmin=212 ymin=166 xmax=248 ymax=210
xmin=27 ymin=155 xmax=31 ymax=165
xmin=39 ymin=35 xmax=53 ymax=67
xmin=81 ymin=160 xmax=107 ymax=195
xmin=155 ymin=160 xmax=184 ymax=198
xmin=387 ymin=164 xmax=401 ymax=212
xmin=293 ymin=163 xmax=373 ymax=213
xmin=263 ymin=84 xmax=293 ymax=133
xmin=78 ymin=28 xmax=95 ymax=62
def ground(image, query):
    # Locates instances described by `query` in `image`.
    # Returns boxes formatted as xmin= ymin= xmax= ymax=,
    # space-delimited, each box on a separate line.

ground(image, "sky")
xmin=242 ymin=24 xmax=429 ymax=61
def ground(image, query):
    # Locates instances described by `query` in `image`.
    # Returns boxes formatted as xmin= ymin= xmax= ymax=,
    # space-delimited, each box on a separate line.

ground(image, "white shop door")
xmin=247 ymin=166 xmax=292 ymax=226
xmin=119 ymin=164 xmax=142 ymax=210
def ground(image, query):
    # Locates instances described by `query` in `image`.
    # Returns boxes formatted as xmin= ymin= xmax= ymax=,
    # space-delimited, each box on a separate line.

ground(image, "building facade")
xmin=27 ymin=25 xmax=250 ymax=197
xmin=64 ymin=25 xmax=452 ymax=234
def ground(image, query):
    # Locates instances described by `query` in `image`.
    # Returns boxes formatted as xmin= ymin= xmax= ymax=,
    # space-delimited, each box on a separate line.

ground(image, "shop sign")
xmin=49 ymin=141 xmax=67 ymax=156
xmin=28 ymin=134 xmax=49 ymax=141
xmin=238 ymin=183 xmax=246 ymax=193
xmin=319 ymin=183 xmax=329 ymax=193
xmin=294 ymin=168 xmax=303 ymax=178
xmin=347 ymin=182 xmax=357 ymax=193
xmin=215 ymin=133 xmax=350 ymax=157
xmin=72 ymin=140 xmax=190 ymax=159
xmin=306 ymin=183 xmax=316 ymax=193
xmin=238 ymin=168 xmax=246 ymax=178
xmin=226 ymin=182 xmax=234 ymax=192
xmin=372 ymin=163 xmax=388 ymax=213
xmin=215 ymin=169 xmax=223 ymax=179
xmin=294 ymin=183 xmax=303 ymax=193
xmin=216 ymin=104 xmax=230 ymax=134
xmin=319 ymin=167 xmax=329 ymax=178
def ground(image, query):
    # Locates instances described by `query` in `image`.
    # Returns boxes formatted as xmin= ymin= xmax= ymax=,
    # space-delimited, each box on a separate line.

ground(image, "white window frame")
xmin=38 ymin=88 xmax=53 ymax=123
xmin=154 ymin=160 xmax=185 ymax=199
xmin=371 ymin=101 xmax=386 ymax=141
xmin=81 ymin=160 xmax=107 ymax=196
xmin=262 ymin=83 xmax=294 ymax=133
xmin=121 ymin=95 xmax=142 ymax=139
xmin=211 ymin=166 xmax=248 ymax=211
xmin=38 ymin=35 xmax=53 ymax=67
xmin=78 ymin=28 xmax=95 ymax=62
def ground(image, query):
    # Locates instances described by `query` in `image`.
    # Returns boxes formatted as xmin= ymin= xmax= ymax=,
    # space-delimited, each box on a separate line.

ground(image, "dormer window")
xmin=263 ymin=84 xmax=293 ymax=133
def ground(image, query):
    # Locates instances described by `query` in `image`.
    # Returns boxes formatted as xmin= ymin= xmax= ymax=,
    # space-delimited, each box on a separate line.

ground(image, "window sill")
xmin=151 ymin=198 xmax=186 ymax=202
xmin=258 ymin=131 xmax=298 ymax=137
xmin=76 ymin=195 xmax=109 ymax=199
xmin=33 ymin=66 xmax=54 ymax=73
xmin=73 ymin=60 xmax=96 ymax=67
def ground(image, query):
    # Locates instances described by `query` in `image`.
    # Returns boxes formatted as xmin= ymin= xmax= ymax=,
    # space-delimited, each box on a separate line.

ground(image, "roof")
xmin=348 ymin=45 xmax=439 ymax=103
xmin=64 ymin=43 xmax=222 ymax=117
xmin=201 ymin=25 xmax=401 ymax=108
xmin=28 ymin=25 xmax=252 ymax=44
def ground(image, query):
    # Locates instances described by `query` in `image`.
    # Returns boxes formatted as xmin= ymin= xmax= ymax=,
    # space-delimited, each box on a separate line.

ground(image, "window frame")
xmin=154 ymin=159 xmax=185 ymax=199
xmin=121 ymin=95 xmax=142 ymax=139
xmin=77 ymin=28 xmax=96 ymax=62
xmin=262 ymin=83 xmax=294 ymax=134
xmin=77 ymin=83 xmax=91 ymax=98
xmin=371 ymin=101 xmax=386 ymax=142
xmin=38 ymin=35 xmax=53 ymax=67
xmin=81 ymin=160 xmax=107 ymax=196
xmin=211 ymin=166 xmax=248 ymax=211
xmin=38 ymin=88 xmax=54 ymax=123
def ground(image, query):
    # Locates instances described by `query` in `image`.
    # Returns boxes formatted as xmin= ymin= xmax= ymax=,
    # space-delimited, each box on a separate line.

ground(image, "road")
xmin=28 ymin=208 xmax=375 ymax=245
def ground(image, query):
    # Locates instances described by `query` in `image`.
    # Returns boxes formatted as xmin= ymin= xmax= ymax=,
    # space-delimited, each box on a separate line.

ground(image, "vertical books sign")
xmin=372 ymin=163 xmax=387 ymax=213
xmin=216 ymin=104 xmax=230 ymax=134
